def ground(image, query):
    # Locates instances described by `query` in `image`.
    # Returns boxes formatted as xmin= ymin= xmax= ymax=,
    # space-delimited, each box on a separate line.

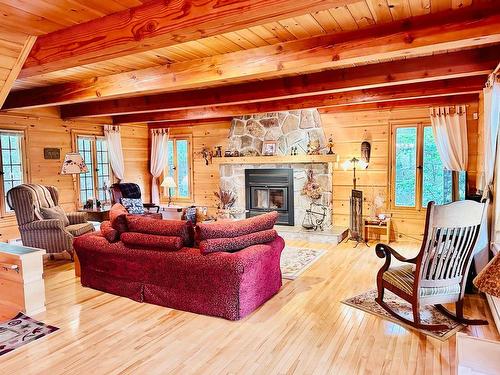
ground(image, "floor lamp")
xmin=61 ymin=152 xmax=88 ymax=204
xmin=342 ymin=157 xmax=368 ymax=247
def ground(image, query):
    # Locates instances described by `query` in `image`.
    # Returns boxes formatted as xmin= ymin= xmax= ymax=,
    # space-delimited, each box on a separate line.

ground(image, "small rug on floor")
xmin=280 ymin=246 xmax=326 ymax=280
xmin=0 ymin=313 xmax=59 ymax=356
xmin=342 ymin=289 xmax=464 ymax=341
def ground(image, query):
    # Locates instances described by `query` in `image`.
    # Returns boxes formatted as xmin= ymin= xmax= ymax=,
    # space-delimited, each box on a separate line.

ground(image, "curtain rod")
xmin=493 ymin=62 xmax=500 ymax=75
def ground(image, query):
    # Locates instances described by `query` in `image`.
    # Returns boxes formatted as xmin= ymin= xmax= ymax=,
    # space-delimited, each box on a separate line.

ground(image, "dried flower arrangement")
xmin=214 ymin=187 xmax=237 ymax=209
xmin=301 ymin=169 xmax=322 ymax=201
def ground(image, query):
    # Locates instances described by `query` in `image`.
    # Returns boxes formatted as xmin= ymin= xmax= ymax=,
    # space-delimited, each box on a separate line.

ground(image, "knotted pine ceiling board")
xmin=11 ymin=0 xmax=485 ymax=91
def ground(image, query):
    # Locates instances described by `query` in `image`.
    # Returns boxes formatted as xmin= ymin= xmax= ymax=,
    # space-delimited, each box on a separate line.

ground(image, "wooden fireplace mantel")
xmin=213 ymin=154 xmax=337 ymax=165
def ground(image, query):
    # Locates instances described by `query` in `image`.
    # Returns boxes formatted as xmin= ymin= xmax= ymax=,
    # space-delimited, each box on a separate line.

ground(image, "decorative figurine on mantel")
xmin=307 ymin=139 xmax=321 ymax=155
xmin=214 ymin=146 xmax=222 ymax=158
xmin=327 ymin=136 xmax=334 ymax=155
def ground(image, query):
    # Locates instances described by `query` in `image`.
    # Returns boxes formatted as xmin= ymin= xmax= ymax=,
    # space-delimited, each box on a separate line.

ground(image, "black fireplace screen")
xmin=245 ymin=169 xmax=294 ymax=225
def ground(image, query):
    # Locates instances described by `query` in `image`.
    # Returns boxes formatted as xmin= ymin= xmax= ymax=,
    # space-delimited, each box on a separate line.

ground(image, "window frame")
xmin=163 ymin=135 xmax=193 ymax=203
xmin=73 ymin=132 xmax=112 ymax=206
xmin=0 ymin=127 xmax=28 ymax=218
xmin=389 ymin=120 xmax=464 ymax=212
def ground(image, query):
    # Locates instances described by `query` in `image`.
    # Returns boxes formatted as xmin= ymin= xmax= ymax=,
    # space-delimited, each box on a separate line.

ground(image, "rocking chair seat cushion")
xmin=383 ymin=265 xmax=461 ymax=297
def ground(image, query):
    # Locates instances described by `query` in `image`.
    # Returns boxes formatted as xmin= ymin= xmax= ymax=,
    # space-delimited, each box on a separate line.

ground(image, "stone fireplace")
xmin=220 ymin=109 xmax=333 ymax=228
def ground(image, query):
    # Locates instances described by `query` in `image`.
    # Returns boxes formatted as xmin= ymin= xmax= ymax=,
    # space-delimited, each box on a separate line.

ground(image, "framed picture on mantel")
xmin=262 ymin=141 xmax=277 ymax=156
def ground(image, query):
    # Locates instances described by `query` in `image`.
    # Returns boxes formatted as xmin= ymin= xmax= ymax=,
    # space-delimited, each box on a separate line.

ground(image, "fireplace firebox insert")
xmin=245 ymin=169 xmax=294 ymax=225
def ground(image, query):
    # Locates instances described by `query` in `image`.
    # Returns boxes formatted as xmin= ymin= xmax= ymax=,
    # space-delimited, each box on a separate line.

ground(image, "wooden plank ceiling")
xmin=9 ymin=0 xmax=491 ymax=90
xmin=0 ymin=0 xmax=497 ymax=125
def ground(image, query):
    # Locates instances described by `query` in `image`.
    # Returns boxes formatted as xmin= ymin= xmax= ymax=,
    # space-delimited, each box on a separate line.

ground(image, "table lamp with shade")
xmin=161 ymin=176 xmax=176 ymax=206
xmin=61 ymin=152 xmax=88 ymax=182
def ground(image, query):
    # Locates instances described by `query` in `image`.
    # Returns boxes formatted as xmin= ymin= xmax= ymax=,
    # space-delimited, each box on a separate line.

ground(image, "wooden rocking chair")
xmin=375 ymin=200 xmax=488 ymax=331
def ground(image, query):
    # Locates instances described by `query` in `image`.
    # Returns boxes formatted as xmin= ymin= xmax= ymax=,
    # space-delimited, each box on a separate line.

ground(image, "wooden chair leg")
xmin=435 ymin=301 xmax=488 ymax=326
xmin=412 ymin=302 xmax=421 ymax=325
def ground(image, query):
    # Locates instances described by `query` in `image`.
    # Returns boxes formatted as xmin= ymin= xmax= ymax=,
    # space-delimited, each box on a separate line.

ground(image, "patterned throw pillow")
xmin=121 ymin=198 xmax=145 ymax=214
xmin=197 ymin=211 xmax=278 ymax=240
xmin=39 ymin=206 xmax=70 ymax=226
xmin=199 ymin=229 xmax=278 ymax=254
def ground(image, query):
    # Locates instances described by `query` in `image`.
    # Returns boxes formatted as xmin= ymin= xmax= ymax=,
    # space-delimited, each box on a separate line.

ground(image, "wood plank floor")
xmin=1 ymin=239 xmax=498 ymax=374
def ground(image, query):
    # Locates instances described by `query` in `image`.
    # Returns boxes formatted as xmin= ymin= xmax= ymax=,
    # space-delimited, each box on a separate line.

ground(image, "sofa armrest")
xmin=22 ymin=219 xmax=65 ymax=231
xmin=67 ymin=211 xmax=87 ymax=225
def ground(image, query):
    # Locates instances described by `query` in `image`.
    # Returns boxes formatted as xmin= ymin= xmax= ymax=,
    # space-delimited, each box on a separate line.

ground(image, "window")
xmin=166 ymin=137 xmax=192 ymax=200
xmin=0 ymin=131 xmax=25 ymax=215
xmin=392 ymin=123 xmax=466 ymax=210
xmin=76 ymin=135 xmax=111 ymax=204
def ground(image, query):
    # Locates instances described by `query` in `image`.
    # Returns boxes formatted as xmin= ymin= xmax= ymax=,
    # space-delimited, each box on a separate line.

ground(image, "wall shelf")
xmin=212 ymin=154 xmax=337 ymax=165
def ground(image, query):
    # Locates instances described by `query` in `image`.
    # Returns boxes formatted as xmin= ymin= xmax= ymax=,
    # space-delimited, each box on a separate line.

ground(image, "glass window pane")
xmin=0 ymin=132 xmax=24 ymax=211
xmin=394 ymin=127 xmax=417 ymax=207
xmin=176 ymin=140 xmax=190 ymax=198
xmin=459 ymin=171 xmax=466 ymax=201
xmin=422 ymin=126 xmax=452 ymax=206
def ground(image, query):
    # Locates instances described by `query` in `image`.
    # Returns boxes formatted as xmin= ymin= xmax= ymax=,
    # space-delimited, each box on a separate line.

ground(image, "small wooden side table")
xmin=78 ymin=208 xmax=110 ymax=222
xmin=364 ymin=218 xmax=391 ymax=243
xmin=0 ymin=243 xmax=46 ymax=317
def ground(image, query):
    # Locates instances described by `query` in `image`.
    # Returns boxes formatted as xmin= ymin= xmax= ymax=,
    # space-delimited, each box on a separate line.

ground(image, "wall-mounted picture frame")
xmin=262 ymin=141 xmax=277 ymax=156
xmin=43 ymin=148 xmax=61 ymax=160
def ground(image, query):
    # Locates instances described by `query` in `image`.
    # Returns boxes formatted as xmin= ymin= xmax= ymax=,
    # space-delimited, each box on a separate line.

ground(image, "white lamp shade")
xmin=161 ymin=176 xmax=177 ymax=188
xmin=61 ymin=152 xmax=88 ymax=174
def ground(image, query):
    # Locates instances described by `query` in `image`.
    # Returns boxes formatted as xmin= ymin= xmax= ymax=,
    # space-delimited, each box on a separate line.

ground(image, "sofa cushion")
xmin=109 ymin=203 xmax=129 ymax=233
xmin=120 ymin=232 xmax=183 ymax=251
xmin=126 ymin=215 xmax=193 ymax=246
xmin=121 ymin=197 xmax=145 ymax=214
xmin=39 ymin=206 xmax=70 ymax=226
xmin=100 ymin=220 xmax=119 ymax=243
xmin=66 ymin=222 xmax=95 ymax=237
xmin=199 ymin=229 xmax=278 ymax=254
xmin=197 ymin=211 xmax=278 ymax=240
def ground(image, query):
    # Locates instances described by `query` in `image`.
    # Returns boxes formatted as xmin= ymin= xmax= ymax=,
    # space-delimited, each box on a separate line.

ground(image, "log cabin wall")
xmin=0 ymin=108 xmax=150 ymax=241
xmin=167 ymin=102 xmax=479 ymax=241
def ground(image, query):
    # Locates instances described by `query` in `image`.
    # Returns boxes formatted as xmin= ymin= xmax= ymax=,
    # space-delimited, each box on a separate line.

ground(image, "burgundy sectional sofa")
xmin=73 ymin=207 xmax=285 ymax=320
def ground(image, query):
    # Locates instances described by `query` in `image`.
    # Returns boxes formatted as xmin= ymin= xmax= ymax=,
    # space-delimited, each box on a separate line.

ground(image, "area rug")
xmin=342 ymin=289 xmax=464 ymax=341
xmin=280 ymin=246 xmax=326 ymax=280
xmin=0 ymin=313 xmax=59 ymax=356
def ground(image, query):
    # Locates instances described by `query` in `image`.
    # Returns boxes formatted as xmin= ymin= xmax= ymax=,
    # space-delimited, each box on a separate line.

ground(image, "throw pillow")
xmin=109 ymin=203 xmax=129 ymax=233
xmin=120 ymin=232 xmax=183 ymax=251
xmin=197 ymin=211 xmax=278 ymax=240
xmin=39 ymin=206 xmax=70 ymax=226
xmin=100 ymin=220 xmax=119 ymax=243
xmin=121 ymin=198 xmax=145 ymax=214
xmin=125 ymin=215 xmax=194 ymax=247
xmin=199 ymin=229 xmax=278 ymax=255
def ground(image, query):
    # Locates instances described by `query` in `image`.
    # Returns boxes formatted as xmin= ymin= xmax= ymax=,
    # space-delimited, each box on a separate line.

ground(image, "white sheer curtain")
xmin=429 ymin=105 xmax=468 ymax=171
xmin=476 ymin=74 xmax=500 ymax=271
xmin=104 ymin=125 xmax=125 ymax=181
xmin=150 ymin=128 xmax=169 ymax=205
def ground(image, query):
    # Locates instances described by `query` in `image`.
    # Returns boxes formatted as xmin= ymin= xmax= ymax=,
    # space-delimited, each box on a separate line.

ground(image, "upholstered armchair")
xmin=7 ymin=184 xmax=95 ymax=257
xmin=375 ymin=200 xmax=487 ymax=331
xmin=110 ymin=182 xmax=160 ymax=215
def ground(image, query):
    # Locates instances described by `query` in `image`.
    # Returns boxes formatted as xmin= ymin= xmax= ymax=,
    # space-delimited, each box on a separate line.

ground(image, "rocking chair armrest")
xmin=375 ymin=243 xmax=417 ymax=264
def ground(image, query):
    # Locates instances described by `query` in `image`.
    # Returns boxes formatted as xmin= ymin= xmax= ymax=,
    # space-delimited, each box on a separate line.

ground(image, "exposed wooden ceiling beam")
xmin=144 ymin=94 xmax=479 ymax=127
xmin=112 ymin=76 xmax=486 ymax=124
xmin=19 ymin=0 xmax=357 ymax=78
xmin=7 ymin=3 xmax=500 ymax=110
xmin=52 ymin=46 xmax=499 ymax=118
xmin=148 ymin=118 xmax=232 ymax=129
xmin=318 ymin=94 xmax=480 ymax=114
xmin=0 ymin=35 xmax=36 ymax=108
